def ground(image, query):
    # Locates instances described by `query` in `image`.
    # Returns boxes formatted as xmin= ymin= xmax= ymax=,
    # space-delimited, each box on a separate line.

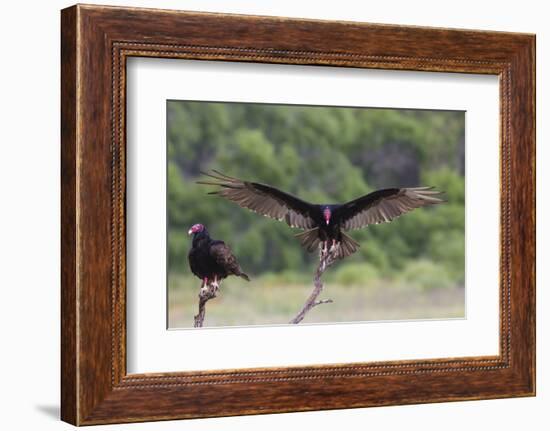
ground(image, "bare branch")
xmin=193 ymin=282 xmax=219 ymax=328
xmin=289 ymin=249 xmax=338 ymax=324
xmin=313 ymin=299 xmax=334 ymax=307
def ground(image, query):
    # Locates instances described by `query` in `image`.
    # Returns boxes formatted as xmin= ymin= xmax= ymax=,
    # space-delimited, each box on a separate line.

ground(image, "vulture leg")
xmin=321 ymin=241 xmax=328 ymax=256
xmin=329 ymin=240 xmax=341 ymax=260
xmin=200 ymin=277 xmax=208 ymax=293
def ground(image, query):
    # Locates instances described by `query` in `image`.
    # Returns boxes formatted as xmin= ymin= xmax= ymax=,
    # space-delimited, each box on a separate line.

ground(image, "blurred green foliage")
xmin=167 ymin=101 xmax=465 ymax=287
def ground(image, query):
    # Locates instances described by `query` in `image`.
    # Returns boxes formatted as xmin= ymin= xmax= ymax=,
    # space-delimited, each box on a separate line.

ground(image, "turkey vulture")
xmin=188 ymin=223 xmax=250 ymax=288
xmin=197 ymin=170 xmax=445 ymax=259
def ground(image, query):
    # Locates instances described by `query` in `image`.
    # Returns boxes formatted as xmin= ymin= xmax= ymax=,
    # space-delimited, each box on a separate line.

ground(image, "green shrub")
xmin=427 ymin=231 xmax=465 ymax=283
xmin=260 ymin=270 xmax=311 ymax=286
xmin=328 ymin=263 xmax=380 ymax=286
xmin=398 ymin=259 xmax=453 ymax=290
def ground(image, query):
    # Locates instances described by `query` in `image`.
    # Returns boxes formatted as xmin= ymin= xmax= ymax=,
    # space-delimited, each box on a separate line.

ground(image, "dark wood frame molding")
xmin=61 ymin=4 xmax=535 ymax=425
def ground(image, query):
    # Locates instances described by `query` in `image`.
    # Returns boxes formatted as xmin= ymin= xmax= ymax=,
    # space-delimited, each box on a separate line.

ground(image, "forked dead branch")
xmin=289 ymin=248 xmax=338 ymax=324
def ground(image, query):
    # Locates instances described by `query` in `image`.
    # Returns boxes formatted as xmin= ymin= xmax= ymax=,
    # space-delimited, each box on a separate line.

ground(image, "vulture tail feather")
xmin=239 ymin=272 xmax=251 ymax=282
xmin=338 ymin=232 xmax=360 ymax=259
xmin=294 ymin=228 xmax=320 ymax=253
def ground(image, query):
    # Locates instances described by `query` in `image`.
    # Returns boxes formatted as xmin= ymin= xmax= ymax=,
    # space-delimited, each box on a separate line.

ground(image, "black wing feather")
xmin=209 ymin=241 xmax=250 ymax=280
xmin=209 ymin=241 xmax=236 ymax=271
xmin=197 ymin=170 xmax=316 ymax=230
xmin=335 ymin=187 xmax=444 ymax=231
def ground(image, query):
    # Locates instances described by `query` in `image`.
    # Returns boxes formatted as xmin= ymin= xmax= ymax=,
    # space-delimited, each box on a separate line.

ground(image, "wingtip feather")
xmin=211 ymin=169 xmax=240 ymax=181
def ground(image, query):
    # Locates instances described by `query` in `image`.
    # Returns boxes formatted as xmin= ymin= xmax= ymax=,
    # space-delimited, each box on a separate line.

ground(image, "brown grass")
xmin=168 ymin=274 xmax=465 ymax=329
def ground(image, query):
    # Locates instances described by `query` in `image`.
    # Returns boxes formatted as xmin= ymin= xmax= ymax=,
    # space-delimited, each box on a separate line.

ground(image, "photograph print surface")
xmin=167 ymin=100 xmax=465 ymax=328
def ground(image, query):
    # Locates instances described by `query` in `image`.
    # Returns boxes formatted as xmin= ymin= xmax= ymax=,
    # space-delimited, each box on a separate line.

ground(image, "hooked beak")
xmin=325 ymin=219 xmax=329 ymax=225
xmin=188 ymin=228 xmax=193 ymax=235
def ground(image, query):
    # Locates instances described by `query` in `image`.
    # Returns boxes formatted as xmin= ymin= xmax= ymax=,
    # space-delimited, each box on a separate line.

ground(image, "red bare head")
xmin=188 ymin=223 xmax=205 ymax=235
xmin=323 ymin=207 xmax=331 ymax=225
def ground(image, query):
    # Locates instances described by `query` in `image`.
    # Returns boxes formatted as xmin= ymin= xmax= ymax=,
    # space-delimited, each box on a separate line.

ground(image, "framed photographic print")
xmin=61 ymin=4 xmax=535 ymax=425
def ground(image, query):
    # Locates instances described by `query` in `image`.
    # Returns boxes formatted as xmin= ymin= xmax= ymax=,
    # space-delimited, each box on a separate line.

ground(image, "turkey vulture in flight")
xmin=188 ymin=223 xmax=250 ymax=288
xmin=197 ymin=170 xmax=444 ymax=259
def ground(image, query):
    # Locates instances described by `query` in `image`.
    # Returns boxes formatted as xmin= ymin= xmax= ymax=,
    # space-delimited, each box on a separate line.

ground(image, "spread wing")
xmin=335 ymin=187 xmax=445 ymax=231
xmin=197 ymin=170 xmax=316 ymax=230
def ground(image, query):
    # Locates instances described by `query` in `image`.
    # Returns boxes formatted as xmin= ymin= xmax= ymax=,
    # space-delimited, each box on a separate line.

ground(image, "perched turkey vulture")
xmin=188 ymin=223 xmax=250 ymax=287
xmin=197 ymin=170 xmax=444 ymax=259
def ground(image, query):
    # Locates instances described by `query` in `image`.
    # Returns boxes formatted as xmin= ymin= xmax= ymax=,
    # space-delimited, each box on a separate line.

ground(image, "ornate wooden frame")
xmin=61 ymin=4 xmax=535 ymax=425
